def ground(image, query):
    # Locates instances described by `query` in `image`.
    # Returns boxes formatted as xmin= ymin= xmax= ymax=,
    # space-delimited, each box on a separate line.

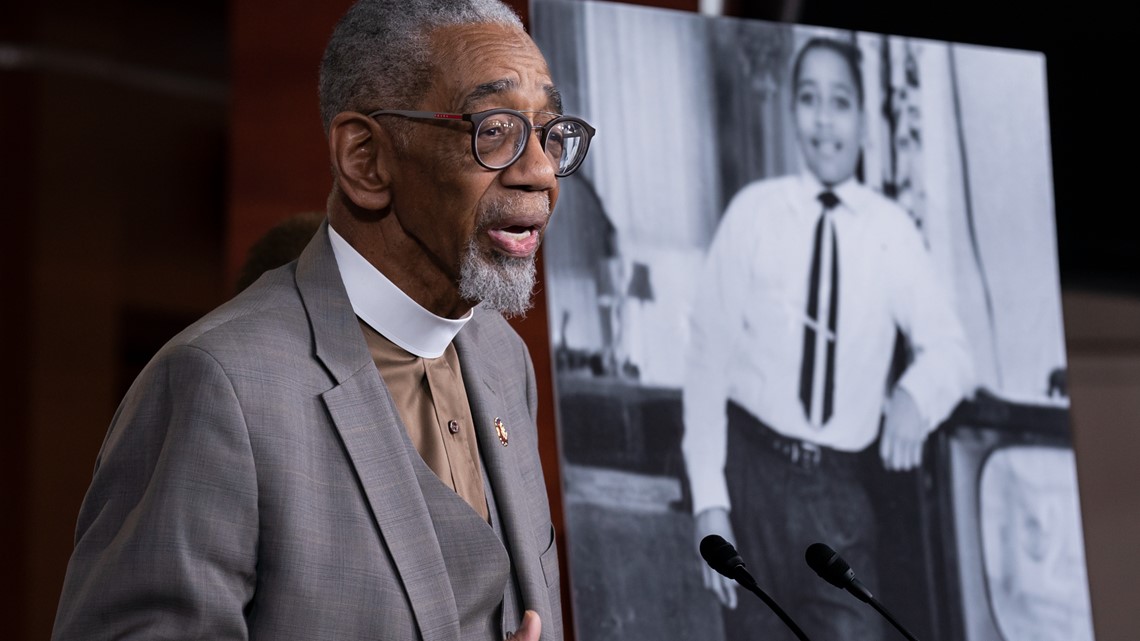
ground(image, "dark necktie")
xmin=799 ymin=191 xmax=840 ymax=427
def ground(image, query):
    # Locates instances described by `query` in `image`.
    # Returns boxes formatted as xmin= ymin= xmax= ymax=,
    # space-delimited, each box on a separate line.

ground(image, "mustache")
xmin=476 ymin=192 xmax=552 ymax=231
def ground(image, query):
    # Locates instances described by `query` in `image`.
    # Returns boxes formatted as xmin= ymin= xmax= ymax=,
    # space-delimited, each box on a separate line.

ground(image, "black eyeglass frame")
xmin=367 ymin=108 xmax=596 ymax=177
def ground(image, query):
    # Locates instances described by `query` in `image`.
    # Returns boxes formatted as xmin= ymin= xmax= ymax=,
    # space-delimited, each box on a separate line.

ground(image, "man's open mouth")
xmin=486 ymin=225 xmax=540 ymax=257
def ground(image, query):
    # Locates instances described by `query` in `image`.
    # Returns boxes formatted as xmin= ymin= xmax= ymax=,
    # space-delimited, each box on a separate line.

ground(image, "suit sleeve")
xmin=53 ymin=344 xmax=259 ymax=640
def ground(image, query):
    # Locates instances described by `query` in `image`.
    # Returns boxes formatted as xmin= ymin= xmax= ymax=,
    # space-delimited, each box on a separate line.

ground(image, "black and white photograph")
xmin=532 ymin=1 xmax=1094 ymax=639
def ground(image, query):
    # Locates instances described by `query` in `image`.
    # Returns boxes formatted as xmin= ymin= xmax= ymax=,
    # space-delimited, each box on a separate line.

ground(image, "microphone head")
xmin=805 ymin=542 xmax=856 ymax=589
xmin=700 ymin=535 xmax=746 ymax=578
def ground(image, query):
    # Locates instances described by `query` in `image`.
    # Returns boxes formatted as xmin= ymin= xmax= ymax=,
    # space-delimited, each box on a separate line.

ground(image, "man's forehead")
xmin=426 ymin=22 xmax=557 ymax=109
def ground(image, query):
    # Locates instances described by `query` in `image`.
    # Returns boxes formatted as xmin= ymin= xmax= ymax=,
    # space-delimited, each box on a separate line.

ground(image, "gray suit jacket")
xmin=52 ymin=224 xmax=563 ymax=640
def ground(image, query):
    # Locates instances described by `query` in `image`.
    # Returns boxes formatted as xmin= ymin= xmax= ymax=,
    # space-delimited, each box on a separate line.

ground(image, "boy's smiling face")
xmin=792 ymin=45 xmax=865 ymax=187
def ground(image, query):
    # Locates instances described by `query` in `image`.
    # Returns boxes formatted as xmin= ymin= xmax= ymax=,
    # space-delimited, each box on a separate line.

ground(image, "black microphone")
xmin=700 ymin=535 xmax=813 ymax=641
xmin=699 ymin=534 xmax=747 ymax=578
xmin=804 ymin=542 xmax=921 ymax=641
xmin=804 ymin=542 xmax=874 ymax=602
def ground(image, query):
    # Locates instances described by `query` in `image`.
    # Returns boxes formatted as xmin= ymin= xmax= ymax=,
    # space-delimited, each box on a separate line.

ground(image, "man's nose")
xmin=500 ymin=132 xmax=557 ymax=191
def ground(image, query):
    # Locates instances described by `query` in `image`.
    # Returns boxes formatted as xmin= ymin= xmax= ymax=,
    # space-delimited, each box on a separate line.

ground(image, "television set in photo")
xmin=927 ymin=397 xmax=1094 ymax=641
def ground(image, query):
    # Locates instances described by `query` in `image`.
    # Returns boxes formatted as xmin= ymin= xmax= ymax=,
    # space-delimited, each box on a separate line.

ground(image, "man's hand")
xmin=693 ymin=507 xmax=738 ymax=609
xmin=880 ymin=387 xmax=929 ymax=471
xmin=505 ymin=610 xmax=541 ymax=641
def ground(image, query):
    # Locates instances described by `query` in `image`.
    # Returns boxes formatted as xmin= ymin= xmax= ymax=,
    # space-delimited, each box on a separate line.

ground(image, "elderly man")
xmin=51 ymin=1 xmax=594 ymax=640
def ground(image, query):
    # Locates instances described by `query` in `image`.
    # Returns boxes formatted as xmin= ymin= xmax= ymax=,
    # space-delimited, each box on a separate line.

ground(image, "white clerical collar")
xmin=327 ymin=225 xmax=471 ymax=358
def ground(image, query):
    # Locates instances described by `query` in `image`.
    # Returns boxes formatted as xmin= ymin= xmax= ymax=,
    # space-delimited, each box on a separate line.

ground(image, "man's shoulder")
xmin=166 ymin=263 xmax=311 ymax=362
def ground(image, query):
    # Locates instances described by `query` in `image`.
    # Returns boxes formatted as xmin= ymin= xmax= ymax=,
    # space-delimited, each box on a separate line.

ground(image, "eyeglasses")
xmin=367 ymin=108 xmax=595 ymax=177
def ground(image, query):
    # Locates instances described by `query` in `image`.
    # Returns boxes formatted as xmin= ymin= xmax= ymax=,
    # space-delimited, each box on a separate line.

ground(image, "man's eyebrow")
xmin=545 ymin=85 xmax=563 ymax=114
xmin=458 ymin=79 xmax=565 ymax=114
xmin=461 ymin=79 xmax=515 ymax=111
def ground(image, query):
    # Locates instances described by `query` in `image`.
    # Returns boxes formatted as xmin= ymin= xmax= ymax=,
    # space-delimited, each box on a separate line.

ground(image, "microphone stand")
xmin=864 ymin=594 xmax=920 ymax=641
xmin=730 ymin=569 xmax=813 ymax=641
xmin=840 ymin=578 xmax=921 ymax=641
xmin=806 ymin=542 xmax=923 ymax=641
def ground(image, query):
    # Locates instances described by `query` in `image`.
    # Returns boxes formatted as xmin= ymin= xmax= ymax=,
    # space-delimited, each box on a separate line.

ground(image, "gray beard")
xmin=457 ymin=238 xmax=537 ymax=318
xmin=458 ymin=192 xmax=549 ymax=318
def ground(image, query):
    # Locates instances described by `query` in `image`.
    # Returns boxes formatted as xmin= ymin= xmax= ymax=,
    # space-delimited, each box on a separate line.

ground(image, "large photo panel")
xmin=532 ymin=1 xmax=1093 ymax=640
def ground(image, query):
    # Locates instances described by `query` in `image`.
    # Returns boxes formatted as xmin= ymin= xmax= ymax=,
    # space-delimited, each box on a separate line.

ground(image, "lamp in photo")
xmin=621 ymin=261 xmax=654 ymax=380
xmin=593 ymin=256 xmax=625 ymax=377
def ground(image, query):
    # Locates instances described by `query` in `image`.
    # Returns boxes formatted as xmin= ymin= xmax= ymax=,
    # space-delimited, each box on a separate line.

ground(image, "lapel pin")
xmin=494 ymin=417 xmax=509 ymax=446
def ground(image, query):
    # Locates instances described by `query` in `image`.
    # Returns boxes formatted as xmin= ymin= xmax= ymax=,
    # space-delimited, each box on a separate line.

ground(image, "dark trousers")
xmin=722 ymin=402 xmax=883 ymax=641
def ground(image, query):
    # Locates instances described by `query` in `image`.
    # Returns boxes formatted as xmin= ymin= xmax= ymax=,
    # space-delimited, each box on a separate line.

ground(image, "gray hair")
xmin=318 ymin=0 xmax=524 ymax=133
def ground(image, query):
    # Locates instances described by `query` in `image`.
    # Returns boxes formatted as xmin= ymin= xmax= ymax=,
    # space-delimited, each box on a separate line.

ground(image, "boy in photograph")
xmin=682 ymin=36 xmax=975 ymax=640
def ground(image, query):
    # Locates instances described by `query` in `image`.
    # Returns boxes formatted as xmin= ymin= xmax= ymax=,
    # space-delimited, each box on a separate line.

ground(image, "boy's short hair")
xmin=791 ymin=37 xmax=864 ymax=108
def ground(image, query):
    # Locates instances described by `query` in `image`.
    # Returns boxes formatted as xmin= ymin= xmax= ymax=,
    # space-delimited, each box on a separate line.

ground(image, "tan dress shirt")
xmin=359 ymin=320 xmax=490 ymax=522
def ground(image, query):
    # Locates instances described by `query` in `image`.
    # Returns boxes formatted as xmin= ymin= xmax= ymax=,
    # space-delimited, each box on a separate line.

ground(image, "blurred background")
xmin=1 ymin=1 xmax=1135 ymax=640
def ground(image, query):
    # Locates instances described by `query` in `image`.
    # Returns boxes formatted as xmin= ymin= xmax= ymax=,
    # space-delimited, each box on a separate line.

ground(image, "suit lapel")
xmin=296 ymin=224 xmax=460 ymax=641
xmin=454 ymin=314 xmax=552 ymax=631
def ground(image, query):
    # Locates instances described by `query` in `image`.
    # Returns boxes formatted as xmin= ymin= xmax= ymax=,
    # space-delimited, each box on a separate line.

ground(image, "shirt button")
xmin=447 ymin=419 xmax=460 ymax=434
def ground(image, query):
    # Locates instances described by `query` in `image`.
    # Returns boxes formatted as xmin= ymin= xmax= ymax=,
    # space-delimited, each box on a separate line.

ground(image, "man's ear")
xmin=328 ymin=112 xmax=394 ymax=211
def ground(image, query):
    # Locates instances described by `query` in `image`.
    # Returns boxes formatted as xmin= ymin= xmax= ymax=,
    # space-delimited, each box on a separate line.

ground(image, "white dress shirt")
xmin=681 ymin=173 xmax=975 ymax=515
